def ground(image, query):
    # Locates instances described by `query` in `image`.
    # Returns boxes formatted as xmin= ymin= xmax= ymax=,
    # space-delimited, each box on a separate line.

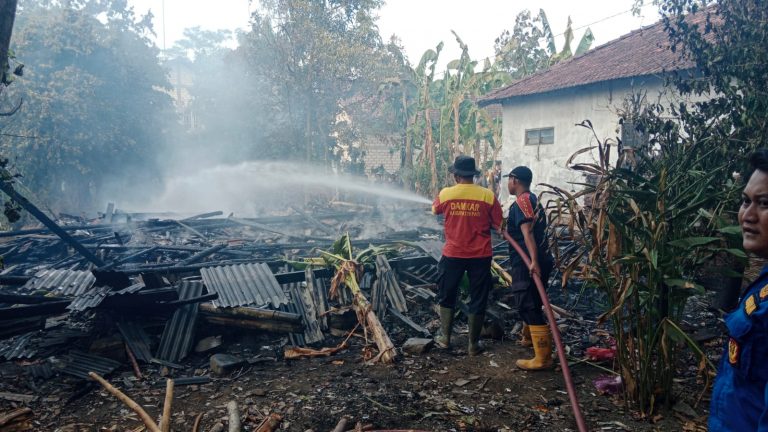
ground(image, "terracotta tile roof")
xmin=479 ymin=14 xmax=706 ymax=105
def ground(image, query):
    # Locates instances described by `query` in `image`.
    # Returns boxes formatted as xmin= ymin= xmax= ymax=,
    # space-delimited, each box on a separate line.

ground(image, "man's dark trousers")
xmin=437 ymin=256 xmax=493 ymax=314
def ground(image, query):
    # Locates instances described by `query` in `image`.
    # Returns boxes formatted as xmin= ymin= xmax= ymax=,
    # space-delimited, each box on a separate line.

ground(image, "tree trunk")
xmin=0 ymin=0 xmax=18 ymax=84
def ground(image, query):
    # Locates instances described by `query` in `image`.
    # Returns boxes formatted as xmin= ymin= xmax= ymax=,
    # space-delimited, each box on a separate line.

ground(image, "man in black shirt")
xmin=505 ymin=166 xmax=554 ymax=370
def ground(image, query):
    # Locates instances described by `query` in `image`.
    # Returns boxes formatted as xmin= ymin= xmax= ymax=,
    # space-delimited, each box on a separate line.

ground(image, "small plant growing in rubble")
xmin=544 ymin=119 xmax=742 ymax=415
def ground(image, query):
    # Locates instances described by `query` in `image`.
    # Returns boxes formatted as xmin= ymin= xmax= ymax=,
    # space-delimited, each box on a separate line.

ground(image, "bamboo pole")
xmin=88 ymin=372 xmax=161 ymax=432
xmin=159 ymin=379 xmax=174 ymax=432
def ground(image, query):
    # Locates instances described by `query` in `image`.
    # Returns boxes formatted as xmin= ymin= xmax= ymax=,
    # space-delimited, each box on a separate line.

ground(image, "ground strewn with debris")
xmin=0 ymin=206 xmax=715 ymax=431
xmin=0 ymin=318 xmax=715 ymax=431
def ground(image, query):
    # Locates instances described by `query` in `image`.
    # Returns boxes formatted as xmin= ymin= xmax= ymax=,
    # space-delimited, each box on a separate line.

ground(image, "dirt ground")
xmin=1 ymin=320 xmax=714 ymax=432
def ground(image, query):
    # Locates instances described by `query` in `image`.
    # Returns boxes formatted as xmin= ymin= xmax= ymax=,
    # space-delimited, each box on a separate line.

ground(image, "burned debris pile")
xmin=0 ymin=203 xmax=464 ymax=430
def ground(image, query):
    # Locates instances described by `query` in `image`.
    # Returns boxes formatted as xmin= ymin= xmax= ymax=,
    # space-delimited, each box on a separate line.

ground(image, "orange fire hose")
xmin=502 ymin=230 xmax=588 ymax=432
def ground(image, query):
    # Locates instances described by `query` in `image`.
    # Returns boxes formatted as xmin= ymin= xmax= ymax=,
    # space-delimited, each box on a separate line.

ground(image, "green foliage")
xmin=1 ymin=0 xmax=176 ymax=210
xmin=546 ymin=120 xmax=739 ymax=413
xmin=494 ymin=9 xmax=594 ymax=79
xmin=236 ymin=0 xmax=402 ymax=168
xmin=658 ymin=0 xmax=768 ymax=169
xmin=549 ymin=2 xmax=767 ymax=412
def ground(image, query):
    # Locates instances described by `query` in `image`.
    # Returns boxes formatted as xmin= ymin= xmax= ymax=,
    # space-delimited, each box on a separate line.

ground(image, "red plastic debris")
xmin=585 ymin=346 xmax=617 ymax=362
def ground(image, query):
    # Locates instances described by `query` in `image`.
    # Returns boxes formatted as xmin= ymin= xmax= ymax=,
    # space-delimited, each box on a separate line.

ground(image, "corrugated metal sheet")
xmin=201 ymin=263 xmax=288 ymax=308
xmin=22 ymin=269 xmax=96 ymax=297
xmin=286 ymin=282 xmax=324 ymax=345
xmin=66 ymin=283 xmax=146 ymax=312
xmin=25 ymin=360 xmax=55 ymax=380
xmin=59 ymin=351 xmax=122 ymax=379
xmin=116 ymin=321 xmax=153 ymax=362
xmin=155 ymin=280 xmax=203 ymax=363
xmin=0 ymin=332 xmax=36 ymax=360
xmin=66 ymin=286 xmax=110 ymax=311
xmin=413 ymin=240 xmax=443 ymax=262
xmin=307 ymin=269 xmax=328 ymax=331
xmin=279 ymin=300 xmax=305 ymax=347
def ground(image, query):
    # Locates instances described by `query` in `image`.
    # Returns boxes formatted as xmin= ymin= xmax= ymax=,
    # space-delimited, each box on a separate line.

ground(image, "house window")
xmin=525 ymin=127 xmax=554 ymax=145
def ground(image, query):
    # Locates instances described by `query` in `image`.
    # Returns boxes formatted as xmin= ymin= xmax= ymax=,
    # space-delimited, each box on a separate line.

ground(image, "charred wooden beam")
xmin=199 ymin=303 xmax=301 ymax=324
xmin=202 ymin=316 xmax=303 ymax=334
xmin=0 ymin=299 xmax=70 ymax=319
xmin=388 ymin=307 xmax=430 ymax=337
xmin=98 ymin=246 xmax=160 ymax=271
xmin=161 ymin=292 xmax=218 ymax=308
xmin=100 ymin=288 xmax=178 ymax=309
xmin=0 ymin=293 xmax=63 ymax=304
xmin=175 ymin=244 xmax=226 ymax=267
xmin=182 ymin=211 xmax=223 ymax=221
xmin=289 ymin=205 xmax=336 ymax=236
xmin=0 ymin=275 xmax=31 ymax=285
xmin=0 ymin=179 xmax=105 ymax=266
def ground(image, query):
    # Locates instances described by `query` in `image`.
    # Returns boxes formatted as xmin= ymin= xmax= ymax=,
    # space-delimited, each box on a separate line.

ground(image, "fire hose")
xmin=501 ymin=230 xmax=588 ymax=432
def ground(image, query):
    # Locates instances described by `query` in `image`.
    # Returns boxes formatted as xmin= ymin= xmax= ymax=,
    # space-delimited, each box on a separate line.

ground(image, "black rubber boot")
xmin=468 ymin=313 xmax=485 ymax=356
xmin=435 ymin=307 xmax=454 ymax=348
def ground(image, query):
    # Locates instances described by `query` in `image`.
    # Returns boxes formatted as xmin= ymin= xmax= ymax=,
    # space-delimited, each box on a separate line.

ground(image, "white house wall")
xmin=498 ymin=76 xmax=672 ymax=200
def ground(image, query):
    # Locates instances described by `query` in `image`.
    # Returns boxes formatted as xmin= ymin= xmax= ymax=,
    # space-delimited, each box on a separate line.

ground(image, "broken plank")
xmin=388 ymin=307 xmax=430 ymax=337
xmin=0 ymin=392 xmax=37 ymax=403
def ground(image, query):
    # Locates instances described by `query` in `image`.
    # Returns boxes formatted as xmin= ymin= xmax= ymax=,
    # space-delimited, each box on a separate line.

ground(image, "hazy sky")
xmin=127 ymin=0 xmax=661 ymax=67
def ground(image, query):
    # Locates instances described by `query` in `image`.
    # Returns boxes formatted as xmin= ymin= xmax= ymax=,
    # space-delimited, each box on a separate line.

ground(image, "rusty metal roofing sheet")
xmin=22 ymin=269 xmax=96 ymax=297
xmin=201 ymin=263 xmax=288 ymax=308
xmin=155 ymin=280 xmax=203 ymax=363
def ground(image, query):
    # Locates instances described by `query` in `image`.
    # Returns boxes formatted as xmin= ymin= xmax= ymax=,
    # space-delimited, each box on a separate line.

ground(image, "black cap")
xmin=503 ymin=166 xmax=533 ymax=183
xmin=448 ymin=155 xmax=481 ymax=177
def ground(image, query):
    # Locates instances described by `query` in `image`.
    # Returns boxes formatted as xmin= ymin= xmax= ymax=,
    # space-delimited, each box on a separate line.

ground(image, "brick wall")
xmin=363 ymin=134 xmax=402 ymax=176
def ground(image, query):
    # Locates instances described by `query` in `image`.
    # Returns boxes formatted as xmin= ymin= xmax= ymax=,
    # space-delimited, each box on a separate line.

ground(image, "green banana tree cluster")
xmin=379 ymin=35 xmax=511 ymax=196
xmin=377 ymin=9 xmax=595 ymax=197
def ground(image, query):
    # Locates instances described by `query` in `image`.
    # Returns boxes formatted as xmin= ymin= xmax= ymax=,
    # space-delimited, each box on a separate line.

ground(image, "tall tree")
xmin=1 ymin=0 xmax=176 ymax=210
xmin=240 ymin=0 xmax=399 ymax=167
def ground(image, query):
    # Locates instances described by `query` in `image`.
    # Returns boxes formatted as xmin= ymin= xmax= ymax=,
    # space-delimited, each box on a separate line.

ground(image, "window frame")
xmin=524 ymin=127 xmax=555 ymax=146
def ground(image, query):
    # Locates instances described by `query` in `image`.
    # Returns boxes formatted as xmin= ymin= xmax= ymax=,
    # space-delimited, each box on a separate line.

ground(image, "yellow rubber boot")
xmin=519 ymin=323 xmax=532 ymax=347
xmin=515 ymin=325 xmax=553 ymax=370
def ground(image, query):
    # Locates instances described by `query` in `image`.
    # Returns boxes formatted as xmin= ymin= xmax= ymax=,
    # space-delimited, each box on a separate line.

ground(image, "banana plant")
xmin=540 ymin=9 xmax=595 ymax=65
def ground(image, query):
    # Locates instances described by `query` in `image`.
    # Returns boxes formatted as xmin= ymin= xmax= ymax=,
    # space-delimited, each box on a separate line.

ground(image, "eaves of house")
xmin=478 ymin=12 xmax=709 ymax=106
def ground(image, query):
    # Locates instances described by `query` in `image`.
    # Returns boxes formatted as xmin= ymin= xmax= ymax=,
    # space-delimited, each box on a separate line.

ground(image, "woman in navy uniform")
xmin=709 ymin=149 xmax=768 ymax=431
